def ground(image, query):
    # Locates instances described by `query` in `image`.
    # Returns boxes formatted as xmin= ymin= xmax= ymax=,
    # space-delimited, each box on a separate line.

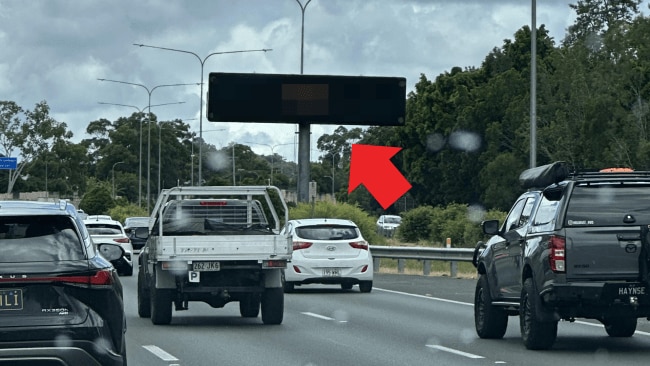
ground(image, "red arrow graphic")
xmin=348 ymin=144 xmax=412 ymax=209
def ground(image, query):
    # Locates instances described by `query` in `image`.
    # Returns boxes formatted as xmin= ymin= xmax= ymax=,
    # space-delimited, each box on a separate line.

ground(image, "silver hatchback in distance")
xmin=282 ymin=218 xmax=373 ymax=293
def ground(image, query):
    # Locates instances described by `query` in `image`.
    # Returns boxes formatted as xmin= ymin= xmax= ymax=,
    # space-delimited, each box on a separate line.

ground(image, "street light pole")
xmin=112 ymin=161 xmax=124 ymax=199
xmin=132 ymin=43 xmax=272 ymax=187
xmin=157 ymin=116 xmax=196 ymax=194
xmin=98 ymin=100 xmax=189 ymax=207
xmin=244 ymin=142 xmax=294 ymax=186
xmin=98 ymin=78 xmax=199 ymax=212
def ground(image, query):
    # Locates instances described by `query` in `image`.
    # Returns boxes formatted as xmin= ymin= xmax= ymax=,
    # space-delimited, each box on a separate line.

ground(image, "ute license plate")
xmin=616 ymin=285 xmax=646 ymax=296
xmin=192 ymin=261 xmax=220 ymax=272
xmin=322 ymin=268 xmax=341 ymax=277
xmin=0 ymin=289 xmax=23 ymax=311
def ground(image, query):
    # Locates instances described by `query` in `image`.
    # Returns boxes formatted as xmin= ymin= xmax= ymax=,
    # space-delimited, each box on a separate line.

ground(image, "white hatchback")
xmin=84 ymin=216 xmax=134 ymax=276
xmin=282 ymin=218 xmax=373 ymax=293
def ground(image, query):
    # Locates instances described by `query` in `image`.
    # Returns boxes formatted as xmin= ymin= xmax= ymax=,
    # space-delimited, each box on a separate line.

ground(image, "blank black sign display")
xmin=207 ymin=73 xmax=406 ymax=126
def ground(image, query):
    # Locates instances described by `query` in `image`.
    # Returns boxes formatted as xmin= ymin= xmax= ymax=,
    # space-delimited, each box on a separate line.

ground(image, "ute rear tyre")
xmin=240 ymin=293 xmax=261 ymax=318
xmin=474 ymin=275 xmax=508 ymax=339
xmin=137 ymin=270 xmax=151 ymax=318
xmin=604 ymin=317 xmax=637 ymax=337
xmin=520 ymin=278 xmax=557 ymax=350
xmin=261 ymin=288 xmax=284 ymax=325
xmin=150 ymin=288 xmax=173 ymax=325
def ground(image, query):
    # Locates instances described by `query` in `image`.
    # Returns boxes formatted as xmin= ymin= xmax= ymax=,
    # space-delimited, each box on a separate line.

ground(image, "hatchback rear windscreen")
xmin=296 ymin=225 xmax=359 ymax=240
xmin=0 ymin=215 xmax=85 ymax=262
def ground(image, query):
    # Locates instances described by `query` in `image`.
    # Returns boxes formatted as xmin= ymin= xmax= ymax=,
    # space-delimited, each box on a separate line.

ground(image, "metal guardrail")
xmin=369 ymin=245 xmax=475 ymax=277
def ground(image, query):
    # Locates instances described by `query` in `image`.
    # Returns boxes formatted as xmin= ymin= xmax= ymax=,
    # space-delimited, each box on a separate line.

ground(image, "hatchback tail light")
xmin=349 ymin=241 xmax=369 ymax=250
xmin=0 ymin=269 xmax=115 ymax=288
xmin=293 ymin=241 xmax=312 ymax=250
xmin=549 ymin=235 xmax=566 ymax=273
xmin=113 ymin=237 xmax=130 ymax=244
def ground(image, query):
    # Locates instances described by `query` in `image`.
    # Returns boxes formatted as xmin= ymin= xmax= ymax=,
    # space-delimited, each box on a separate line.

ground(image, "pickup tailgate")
xmin=157 ymin=235 xmax=291 ymax=259
xmin=565 ymin=226 xmax=641 ymax=280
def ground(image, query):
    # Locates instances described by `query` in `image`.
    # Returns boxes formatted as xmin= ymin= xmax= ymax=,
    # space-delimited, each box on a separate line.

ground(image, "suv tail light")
xmin=293 ymin=241 xmax=312 ymax=250
xmin=113 ymin=237 xmax=130 ymax=244
xmin=0 ymin=269 xmax=115 ymax=288
xmin=549 ymin=235 xmax=566 ymax=273
xmin=349 ymin=241 xmax=369 ymax=250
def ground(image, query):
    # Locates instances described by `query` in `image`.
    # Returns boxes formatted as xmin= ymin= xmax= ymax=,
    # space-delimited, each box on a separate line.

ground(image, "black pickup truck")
xmin=473 ymin=162 xmax=650 ymax=350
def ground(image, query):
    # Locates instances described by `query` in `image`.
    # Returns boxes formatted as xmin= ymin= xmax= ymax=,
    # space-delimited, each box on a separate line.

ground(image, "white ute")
xmin=136 ymin=186 xmax=292 ymax=325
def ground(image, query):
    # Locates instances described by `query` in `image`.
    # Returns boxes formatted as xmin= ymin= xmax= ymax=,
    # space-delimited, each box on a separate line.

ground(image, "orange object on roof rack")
xmin=599 ymin=167 xmax=634 ymax=172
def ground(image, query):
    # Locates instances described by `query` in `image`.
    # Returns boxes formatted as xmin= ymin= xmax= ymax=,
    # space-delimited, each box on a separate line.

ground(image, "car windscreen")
xmin=86 ymin=224 xmax=123 ymax=235
xmin=0 ymin=215 xmax=85 ymax=262
xmin=125 ymin=218 xmax=149 ymax=228
xmin=295 ymin=225 xmax=359 ymax=240
xmin=566 ymin=183 xmax=650 ymax=226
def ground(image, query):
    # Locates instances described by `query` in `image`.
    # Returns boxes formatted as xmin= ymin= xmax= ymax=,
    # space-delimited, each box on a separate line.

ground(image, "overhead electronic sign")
xmin=207 ymin=73 xmax=406 ymax=126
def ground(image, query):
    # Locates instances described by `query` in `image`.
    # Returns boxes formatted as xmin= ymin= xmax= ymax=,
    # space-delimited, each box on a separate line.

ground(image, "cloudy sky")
xmin=1 ymin=0 xmax=642 ymax=162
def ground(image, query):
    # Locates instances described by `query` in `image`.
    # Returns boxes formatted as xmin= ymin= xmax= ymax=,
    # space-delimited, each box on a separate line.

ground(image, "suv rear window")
xmin=295 ymin=225 xmax=359 ymax=240
xmin=566 ymin=184 xmax=650 ymax=226
xmin=0 ymin=215 xmax=85 ymax=262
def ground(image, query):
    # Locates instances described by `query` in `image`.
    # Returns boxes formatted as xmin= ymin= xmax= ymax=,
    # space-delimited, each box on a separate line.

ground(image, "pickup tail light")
xmin=549 ymin=235 xmax=566 ymax=273
xmin=293 ymin=241 xmax=312 ymax=250
xmin=263 ymin=260 xmax=287 ymax=268
xmin=0 ymin=269 xmax=115 ymax=288
xmin=349 ymin=241 xmax=369 ymax=250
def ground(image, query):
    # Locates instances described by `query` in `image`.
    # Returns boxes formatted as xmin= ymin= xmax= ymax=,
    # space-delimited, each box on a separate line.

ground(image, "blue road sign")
xmin=0 ymin=157 xmax=17 ymax=170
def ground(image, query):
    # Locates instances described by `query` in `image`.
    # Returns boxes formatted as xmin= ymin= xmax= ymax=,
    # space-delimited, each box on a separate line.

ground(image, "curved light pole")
xmin=98 ymin=100 xmax=187 ymax=208
xmin=132 ymin=43 xmax=272 ymax=186
xmin=97 ymin=78 xmax=199 ymax=212
xmin=112 ymin=161 xmax=125 ymax=199
xmin=243 ymin=142 xmax=295 ymax=185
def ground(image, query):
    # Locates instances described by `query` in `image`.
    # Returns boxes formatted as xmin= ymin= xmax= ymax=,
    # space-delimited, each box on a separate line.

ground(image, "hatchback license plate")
xmin=323 ymin=268 xmax=341 ymax=277
xmin=192 ymin=261 xmax=220 ymax=271
xmin=0 ymin=289 xmax=23 ymax=311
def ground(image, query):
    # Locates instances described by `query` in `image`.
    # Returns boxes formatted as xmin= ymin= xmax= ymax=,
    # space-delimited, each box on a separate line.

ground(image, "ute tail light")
xmin=293 ymin=241 xmax=312 ymax=250
xmin=549 ymin=235 xmax=566 ymax=273
xmin=349 ymin=241 xmax=369 ymax=250
xmin=0 ymin=269 xmax=115 ymax=288
xmin=113 ymin=237 xmax=130 ymax=244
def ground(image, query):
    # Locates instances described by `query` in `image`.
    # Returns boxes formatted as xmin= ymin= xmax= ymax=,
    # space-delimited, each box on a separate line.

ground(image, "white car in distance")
xmin=282 ymin=218 xmax=373 ymax=293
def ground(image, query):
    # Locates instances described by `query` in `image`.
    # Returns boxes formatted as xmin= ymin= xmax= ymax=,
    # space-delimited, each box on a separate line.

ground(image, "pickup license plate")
xmin=192 ymin=261 xmax=220 ymax=271
xmin=0 ymin=289 xmax=23 ymax=311
xmin=322 ymin=268 xmax=341 ymax=277
xmin=616 ymin=285 xmax=646 ymax=296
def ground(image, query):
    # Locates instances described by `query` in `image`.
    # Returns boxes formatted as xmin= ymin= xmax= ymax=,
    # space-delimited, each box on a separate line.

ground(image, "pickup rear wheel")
xmin=240 ymin=293 xmax=261 ymax=318
xmin=603 ymin=317 xmax=637 ymax=337
xmin=137 ymin=270 xmax=151 ymax=318
xmin=520 ymin=278 xmax=557 ymax=350
xmin=150 ymin=287 xmax=173 ymax=325
xmin=474 ymin=274 xmax=508 ymax=339
xmin=261 ymin=288 xmax=284 ymax=325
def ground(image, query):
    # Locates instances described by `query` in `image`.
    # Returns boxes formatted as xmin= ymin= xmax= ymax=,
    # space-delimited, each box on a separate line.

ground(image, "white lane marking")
xmin=301 ymin=311 xmax=348 ymax=323
xmin=374 ymin=287 xmax=473 ymax=306
xmin=376 ymin=287 xmax=650 ymax=337
xmin=426 ymin=344 xmax=484 ymax=359
xmin=143 ymin=345 xmax=180 ymax=361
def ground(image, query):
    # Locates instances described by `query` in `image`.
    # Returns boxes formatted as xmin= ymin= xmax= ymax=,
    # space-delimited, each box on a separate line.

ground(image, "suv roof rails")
xmin=569 ymin=170 xmax=650 ymax=181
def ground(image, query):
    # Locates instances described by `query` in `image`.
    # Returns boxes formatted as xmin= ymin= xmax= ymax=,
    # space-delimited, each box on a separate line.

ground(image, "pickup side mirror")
xmin=134 ymin=227 xmax=149 ymax=239
xmin=482 ymin=220 xmax=500 ymax=235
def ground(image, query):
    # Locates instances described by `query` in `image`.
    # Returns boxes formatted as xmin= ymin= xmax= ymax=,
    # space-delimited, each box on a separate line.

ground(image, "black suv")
xmin=124 ymin=216 xmax=149 ymax=250
xmin=0 ymin=200 xmax=127 ymax=365
xmin=473 ymin=162 xmax=650 ymax=350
